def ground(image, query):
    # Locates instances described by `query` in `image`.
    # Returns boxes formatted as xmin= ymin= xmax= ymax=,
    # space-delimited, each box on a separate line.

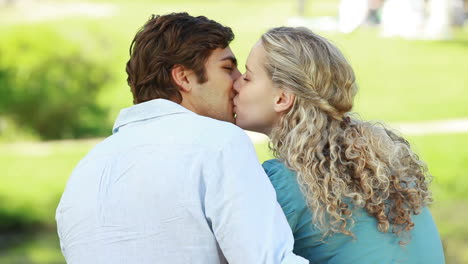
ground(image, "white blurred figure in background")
xmin=424 ymin=0 xmax=453 ymax=39
xmin=381 ymin=0 xmax=426 ymax=38
xmin=368 ymin=0 xmax=385 ymax=25
xmin=338 ymin=0 xmax=369 ymax=33
xmin=381 ymin=0 xmax=455 ymax=40
xmin=294 ymin=0 xmax=460 ymax=38
xmin=451 ymin=0 xmax=465 ymax=26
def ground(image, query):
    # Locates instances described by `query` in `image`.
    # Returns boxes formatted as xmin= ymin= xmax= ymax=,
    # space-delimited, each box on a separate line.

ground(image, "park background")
xmin=0 ymin=0 xmax=467 ymax=263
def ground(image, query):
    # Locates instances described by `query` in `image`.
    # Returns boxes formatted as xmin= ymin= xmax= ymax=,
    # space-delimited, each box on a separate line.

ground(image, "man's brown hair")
xmin=126 ymin=12 xmax=234 ymax=104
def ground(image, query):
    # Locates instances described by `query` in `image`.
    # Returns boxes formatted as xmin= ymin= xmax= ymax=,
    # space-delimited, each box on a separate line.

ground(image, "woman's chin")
xmin=234 ymin=117 xmax=247 ymax=129
xmin=235 ymin=121 xmax=264 ymax=134
xmin=233 ymin=117 xmax=241 ymax=127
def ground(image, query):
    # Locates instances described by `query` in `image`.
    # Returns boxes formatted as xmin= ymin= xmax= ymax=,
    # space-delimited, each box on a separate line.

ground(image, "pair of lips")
xmin=232 ymin=96 xmax=238 ymax=110
xmin=233 ymin=106 xmax=238 ymax=119
xmin=232 ymin=97 xmax=238 ymax=119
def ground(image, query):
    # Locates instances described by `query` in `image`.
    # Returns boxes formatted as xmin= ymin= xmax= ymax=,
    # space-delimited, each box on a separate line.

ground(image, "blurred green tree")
xmin=0 ymin=26 xmax=113 ymax=139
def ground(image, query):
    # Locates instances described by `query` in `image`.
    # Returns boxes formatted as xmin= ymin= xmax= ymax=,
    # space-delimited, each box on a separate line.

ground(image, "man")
xmin=56 ymin=13 xmax=308 ymax=264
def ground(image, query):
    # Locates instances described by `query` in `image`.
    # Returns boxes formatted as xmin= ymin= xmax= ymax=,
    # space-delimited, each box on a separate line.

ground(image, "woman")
xmin=233 ymin=27 xmax=445 ymax=263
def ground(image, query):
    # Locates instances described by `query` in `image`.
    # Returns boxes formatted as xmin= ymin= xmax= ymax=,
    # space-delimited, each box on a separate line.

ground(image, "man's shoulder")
xmin=191 ymin=114 xmax=241 ymax=132
xmin=186 ymin=114 xmax=250 ymax=146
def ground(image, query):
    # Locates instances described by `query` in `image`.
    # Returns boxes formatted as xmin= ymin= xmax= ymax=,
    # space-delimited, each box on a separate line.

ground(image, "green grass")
xmin=0 ymin=140 xmax=100 ymax=229
xmin=0 ymin=231 xmax=64 ymax=264
xmin=407 ymin=133 xmax=468 ymax=201
xmin=327 ymin=29 xmax=468 ymax=122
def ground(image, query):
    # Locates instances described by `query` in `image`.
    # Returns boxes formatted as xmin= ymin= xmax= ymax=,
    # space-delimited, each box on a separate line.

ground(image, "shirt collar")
xmin=112 ymin=99 xmax=190 ymax=133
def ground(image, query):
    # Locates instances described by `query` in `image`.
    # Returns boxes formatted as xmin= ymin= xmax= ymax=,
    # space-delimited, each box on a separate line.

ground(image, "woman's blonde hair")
xmin=262 ymin=27 xmax=432 ymax=239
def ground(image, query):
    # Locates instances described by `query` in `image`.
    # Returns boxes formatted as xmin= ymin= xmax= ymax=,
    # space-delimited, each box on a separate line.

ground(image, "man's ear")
xmin=171 ymin=65 xmax=193 ymax=93
xmin=273 ymin=89 xmax=295 ymax=113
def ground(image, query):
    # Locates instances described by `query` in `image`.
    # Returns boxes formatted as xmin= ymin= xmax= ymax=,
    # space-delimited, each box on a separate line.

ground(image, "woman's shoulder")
xmin=262 ymin=159 xmax=308 ymax=217
xmin=262 ymin=159 xmax=319 ymax=247
xmin=262 ymin=159 xmax=295 ymax=178
xmin=262 ymin=159 xmax=300 ymax=190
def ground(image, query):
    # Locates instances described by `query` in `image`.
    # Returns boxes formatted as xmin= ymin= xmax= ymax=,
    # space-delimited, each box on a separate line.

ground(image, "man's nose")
xmin=232 ymin=68 xmax=241 ymax=80
xmin=233 ymin=75 xmax=242 ymax=93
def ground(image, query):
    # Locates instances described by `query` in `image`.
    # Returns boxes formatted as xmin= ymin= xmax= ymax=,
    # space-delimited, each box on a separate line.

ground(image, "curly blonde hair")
xmin=262 ymin=27 xmax=432 ymax=239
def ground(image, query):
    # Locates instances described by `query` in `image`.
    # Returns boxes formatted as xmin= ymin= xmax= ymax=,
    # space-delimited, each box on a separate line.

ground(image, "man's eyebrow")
xmin=220 ymin=55 xmax=237 ymax=66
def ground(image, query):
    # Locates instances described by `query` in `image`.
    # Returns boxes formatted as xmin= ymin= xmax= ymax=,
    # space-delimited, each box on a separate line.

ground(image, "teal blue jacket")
xmin=263 ymin=159 xmax=445 ymax=264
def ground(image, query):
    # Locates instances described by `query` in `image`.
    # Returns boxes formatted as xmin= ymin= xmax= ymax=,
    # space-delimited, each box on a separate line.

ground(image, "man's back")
xmin=56 ymin=99 xmax=307 ymax=264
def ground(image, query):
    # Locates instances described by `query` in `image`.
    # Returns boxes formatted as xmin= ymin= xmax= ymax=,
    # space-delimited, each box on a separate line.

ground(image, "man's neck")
xmin=179 ymin=97 xmax=199 ymax=115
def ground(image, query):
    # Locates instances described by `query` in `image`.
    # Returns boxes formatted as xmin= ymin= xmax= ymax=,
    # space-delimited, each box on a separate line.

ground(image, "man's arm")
xmin=204 ymin=127 xmax=308 ymax=264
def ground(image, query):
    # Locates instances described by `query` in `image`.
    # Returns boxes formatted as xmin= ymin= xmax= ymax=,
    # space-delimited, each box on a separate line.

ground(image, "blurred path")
xmin=2 ymin=118 xmax=468 ymax=148
xmin=391 ymin=118 xmax=468 ymax=136
xmin=246 ymin=118 xmax=468 ymax=143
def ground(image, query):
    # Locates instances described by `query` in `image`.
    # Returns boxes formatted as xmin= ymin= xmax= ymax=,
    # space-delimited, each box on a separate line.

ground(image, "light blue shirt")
xmin=56 ymin=99 xmax=308 ymax=264
xmin=263 ymin=159 xmax=445 ymax=264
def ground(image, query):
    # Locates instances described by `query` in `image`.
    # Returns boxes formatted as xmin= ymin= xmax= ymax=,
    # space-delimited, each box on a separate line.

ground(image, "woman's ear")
xmin=171 ymin=65 xmax=193 ymax=93
xmin=273 ymin=89 xmax=295 ymax=113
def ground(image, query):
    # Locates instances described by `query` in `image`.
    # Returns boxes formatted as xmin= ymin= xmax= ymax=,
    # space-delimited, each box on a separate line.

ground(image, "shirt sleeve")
xmin=204 ymin=128 xmax=308 ymax=264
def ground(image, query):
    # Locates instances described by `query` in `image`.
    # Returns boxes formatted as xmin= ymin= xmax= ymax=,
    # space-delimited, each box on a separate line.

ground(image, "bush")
xmin=0 ymin=25 xmax=114 ymax=139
